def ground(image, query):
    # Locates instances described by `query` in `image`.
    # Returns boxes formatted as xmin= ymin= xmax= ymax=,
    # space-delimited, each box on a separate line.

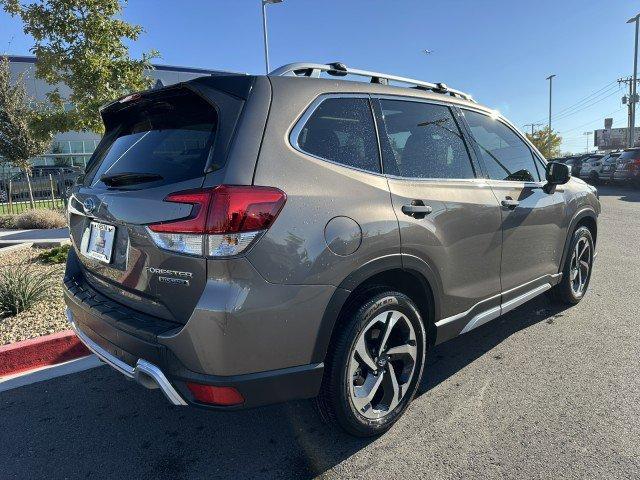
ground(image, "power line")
xmin=551 ymin=82 xmax=618 ymax=119
xmin=529 ymin=81 xmax=619 ymax=124
xmin=551 ymin=87 xmax=621 ymax=122
xmin=558 ymin=107 xmax=626 ymax=135
xmin=523 ymin=122 xmax=544 ymax=135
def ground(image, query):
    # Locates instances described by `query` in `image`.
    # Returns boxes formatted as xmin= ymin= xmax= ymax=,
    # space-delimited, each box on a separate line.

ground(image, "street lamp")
xmin=261 ymin=0 xmax=283 ymax=74
xmin=546 ymin=74 xmax=556 ymax=157
xmin=627 ymin=12 xmax=640 ymax=147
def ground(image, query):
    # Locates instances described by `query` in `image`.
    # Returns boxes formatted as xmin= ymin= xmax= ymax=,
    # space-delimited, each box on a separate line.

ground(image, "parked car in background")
xmin=562 ymin=157 xmax=581 ymax=176
xmin=571 ymin=154 xmax=599 ymax=177
xmin=64 ymin=62 xmax=600 ymax=437
xmin=0 ymin=166 xmax=82 ymax=201
xmin=613 ymin=148 xmax=640 ymax=187
xmin=578 ymin=154 xmax=605 ymax=184
xmin=600 ymin=152 xmax=622 ymax=183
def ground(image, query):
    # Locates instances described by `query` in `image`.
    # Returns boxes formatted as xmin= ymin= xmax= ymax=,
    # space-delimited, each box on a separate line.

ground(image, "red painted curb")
xmin=0 ymin=330 xmax=90 ymax=376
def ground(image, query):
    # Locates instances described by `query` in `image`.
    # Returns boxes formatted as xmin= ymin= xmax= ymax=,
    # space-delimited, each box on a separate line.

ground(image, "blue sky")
xmin=1 ymin=0 xmax=638 ymax=153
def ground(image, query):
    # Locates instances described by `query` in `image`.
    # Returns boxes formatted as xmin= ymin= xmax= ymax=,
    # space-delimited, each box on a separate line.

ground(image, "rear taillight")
xmin=147 ymin=185 xmax=286 ymax=257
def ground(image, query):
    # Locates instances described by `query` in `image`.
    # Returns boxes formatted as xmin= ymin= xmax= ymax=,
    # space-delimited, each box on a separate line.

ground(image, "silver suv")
xmin=64 ymin=62 xmax=600 ymax=437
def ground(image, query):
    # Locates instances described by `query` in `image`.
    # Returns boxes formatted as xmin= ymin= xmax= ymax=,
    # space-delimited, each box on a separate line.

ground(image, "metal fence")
xmin=0 ymin=174 xmax=70 ymax=215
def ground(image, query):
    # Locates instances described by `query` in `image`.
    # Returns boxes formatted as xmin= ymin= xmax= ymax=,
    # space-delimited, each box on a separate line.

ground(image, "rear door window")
xmin=85 ymin=90 xmax=217 ymax=189
xmin=295 ymin=97 xmax=381 ymax=173
xmin=618 ymin=150 xmax=640 ymax=163
xmin=463 ymin=109 xmax=542 ymax=182
xmin=376 ymin=99 xmax=476 ymax=179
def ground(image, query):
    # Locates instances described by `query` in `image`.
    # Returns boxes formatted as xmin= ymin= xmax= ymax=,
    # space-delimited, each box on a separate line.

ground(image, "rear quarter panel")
xmin=248 ymin=79 xmax=401 ymax=286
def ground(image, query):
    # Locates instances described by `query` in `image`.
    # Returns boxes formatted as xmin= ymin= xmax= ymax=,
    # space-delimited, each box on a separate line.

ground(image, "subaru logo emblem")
xmin=82 ymin=198 xmax=96 ymax=215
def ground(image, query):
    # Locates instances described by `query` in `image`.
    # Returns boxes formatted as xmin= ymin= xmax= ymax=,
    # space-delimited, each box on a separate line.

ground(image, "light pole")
xmin=261 ymin=0 xmax=283 ymax=74
xmin=627 ymin=12 xmax=640 ymax=147
xmin=546 ymin=74 xmax=556 ymax=157
xmin=583 ymin=132 xmax=592 ymax=153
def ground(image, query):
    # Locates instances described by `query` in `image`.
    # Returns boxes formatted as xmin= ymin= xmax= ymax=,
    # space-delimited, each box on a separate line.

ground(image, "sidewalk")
xmin=0 ymin=227 xmax=69 ymax=245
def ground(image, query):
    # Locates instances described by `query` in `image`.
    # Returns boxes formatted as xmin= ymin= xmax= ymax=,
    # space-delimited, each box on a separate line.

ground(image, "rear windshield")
xmin=618 ymin=150 xmax=640 ymax=162
xmin=85 ymin=89 xmax=217 ymax=189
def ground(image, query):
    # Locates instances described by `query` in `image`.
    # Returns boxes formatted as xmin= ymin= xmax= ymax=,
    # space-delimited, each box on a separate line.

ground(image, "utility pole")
xmin=627 ymin=13 xmax=640 ymax=147
xmin=546 ymin=74 xmax=556 ymax=157
xmin=618 ymin=76 xmax=640 ymax=146
xmin=583 ymin=131 xmax=593 ymax=153
xmin=523 ymin=123 xmax=544 ymax=136
xmin=261 ymin=0 xmax=283 ymax=74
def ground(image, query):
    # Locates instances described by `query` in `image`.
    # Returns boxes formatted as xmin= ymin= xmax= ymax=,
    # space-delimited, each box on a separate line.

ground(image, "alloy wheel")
xmin=570 ymin=236 xmax=591 ymax=296
xmin=348 ymin=310 xmax=417 ymax=420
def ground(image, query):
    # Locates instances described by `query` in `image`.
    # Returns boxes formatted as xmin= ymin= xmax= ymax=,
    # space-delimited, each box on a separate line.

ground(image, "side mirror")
xmin=545 ymin=161 xmax=570 ymax=189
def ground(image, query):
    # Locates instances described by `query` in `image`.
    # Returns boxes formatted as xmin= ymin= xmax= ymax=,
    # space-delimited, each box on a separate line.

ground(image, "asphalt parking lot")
xmin=1 ymin=185 xmax=639 ymax=480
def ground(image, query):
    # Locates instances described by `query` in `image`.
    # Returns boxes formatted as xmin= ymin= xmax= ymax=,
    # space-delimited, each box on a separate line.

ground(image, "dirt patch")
xmin=0 ymin=246 xmax=67 ymax=345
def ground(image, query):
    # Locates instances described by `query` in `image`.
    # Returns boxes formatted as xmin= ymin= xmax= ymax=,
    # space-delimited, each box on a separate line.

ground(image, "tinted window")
xmin=85 ymin=90 xmax=217 ymax=189
xmin=378 ymin=100 xmax=475 ymax=179
xmin=297 ymin=97 xmax=380 ymax=173
xmin=463 ymin=110 xmax=541 ymax=182
xmin=618 ymin=150 xmax=640 ymax=162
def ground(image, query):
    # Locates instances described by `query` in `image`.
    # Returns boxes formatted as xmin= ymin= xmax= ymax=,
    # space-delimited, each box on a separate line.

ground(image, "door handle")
xmin=501 ymin=198 xmax=520 ymax=209
xmin=401 ymin=201 xmax=432 ymax=218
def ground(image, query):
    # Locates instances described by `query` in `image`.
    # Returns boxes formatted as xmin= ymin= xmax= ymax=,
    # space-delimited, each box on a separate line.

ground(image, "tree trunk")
xmin=23 ymin=167 xmax=35 ymax=209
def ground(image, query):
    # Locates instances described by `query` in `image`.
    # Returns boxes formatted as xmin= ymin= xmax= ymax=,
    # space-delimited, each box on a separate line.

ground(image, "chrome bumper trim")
xmin=66 ymin=308 xmax=187 ymax=406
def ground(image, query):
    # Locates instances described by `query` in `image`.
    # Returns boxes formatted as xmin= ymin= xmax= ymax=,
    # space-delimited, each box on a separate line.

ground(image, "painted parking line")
xmin=0 ymin=355 xmax=103 ymax=393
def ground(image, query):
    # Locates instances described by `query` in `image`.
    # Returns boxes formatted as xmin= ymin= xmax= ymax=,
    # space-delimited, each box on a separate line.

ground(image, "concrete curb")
xmin=0 ymin=242 xmax=33 ymax=254
xmin=0 ymin=330 xmax=89 ymax=377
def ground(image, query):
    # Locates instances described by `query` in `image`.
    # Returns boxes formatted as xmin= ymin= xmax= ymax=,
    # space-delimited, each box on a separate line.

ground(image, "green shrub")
xmin=37 ymin=244 xmax=70 ymax=264
xmin=0 ymin=215 xmax=16 ymax=229
xmin=0 ymin=264 xmax=57 ymax=317
xmin=14 ymin=209 xmax=67 ymax=229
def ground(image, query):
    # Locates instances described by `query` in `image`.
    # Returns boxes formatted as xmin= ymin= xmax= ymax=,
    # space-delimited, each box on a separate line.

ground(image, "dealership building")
xmin=3 ymin=55 xmax=228 ymax=178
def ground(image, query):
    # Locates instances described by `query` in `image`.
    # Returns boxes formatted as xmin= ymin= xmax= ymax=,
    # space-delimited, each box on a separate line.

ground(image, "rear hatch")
xmin=68 ymin=78 xmax=251 ymax=323
xmin=616 ymin=149 xmax=640 ymax=172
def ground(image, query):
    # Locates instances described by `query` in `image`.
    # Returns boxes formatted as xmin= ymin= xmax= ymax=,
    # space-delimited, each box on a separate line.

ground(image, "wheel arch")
xmin=559 ymin=207 xmax=598 ymax=272
xmin=311 ymin=255 xmax=442 ymax=363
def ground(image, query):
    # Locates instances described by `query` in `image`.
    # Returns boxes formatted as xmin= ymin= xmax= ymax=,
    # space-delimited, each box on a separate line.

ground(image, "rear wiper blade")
xmin=100 ymin=172 xmax=163 ymax=187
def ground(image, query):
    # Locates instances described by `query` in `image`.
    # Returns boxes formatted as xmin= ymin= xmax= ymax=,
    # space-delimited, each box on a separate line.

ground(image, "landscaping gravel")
xmin=0 ymin=246 xmax=67 ymax=345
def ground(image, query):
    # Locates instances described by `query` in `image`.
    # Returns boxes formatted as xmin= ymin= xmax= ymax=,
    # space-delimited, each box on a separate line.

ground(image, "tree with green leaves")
xmin=0 ymin=56 xmax=52 ymax=208
xmin=1 ymin=0 xmax=159 ymax=134
xmin=526 ymin=126 xmax=562 ymax=158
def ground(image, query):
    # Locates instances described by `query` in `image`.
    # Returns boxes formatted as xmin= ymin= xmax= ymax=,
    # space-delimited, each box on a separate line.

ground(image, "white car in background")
xmin=579 ymin=153 xmax=611 ymax=184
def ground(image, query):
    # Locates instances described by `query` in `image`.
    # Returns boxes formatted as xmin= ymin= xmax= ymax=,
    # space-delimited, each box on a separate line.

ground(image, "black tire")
xmin=550 ymin=226 xmax=594 ymax=305
xmin=589 ymin=172 xmax=599 ymax=185
xmin=316 ymin=290 xmax=427 ymax=437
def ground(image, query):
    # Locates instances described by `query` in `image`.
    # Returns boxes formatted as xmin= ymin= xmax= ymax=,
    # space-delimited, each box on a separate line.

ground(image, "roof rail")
xmin=269 ymin=62 xmax=475 ymax=102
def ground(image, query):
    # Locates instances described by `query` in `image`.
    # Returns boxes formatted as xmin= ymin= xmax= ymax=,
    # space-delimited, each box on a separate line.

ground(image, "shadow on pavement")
xmin=0 ymin=295 xmax=569 ymax=480
xmin=593 ymin=184 xmax=640 ymax=202
xmin=421 ymin=294 xmax=570 ymax=394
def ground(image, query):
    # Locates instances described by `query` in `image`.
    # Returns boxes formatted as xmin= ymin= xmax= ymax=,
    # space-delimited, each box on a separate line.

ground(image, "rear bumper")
xmin=613 ymin=170 xmax=639 ymax=182
xmin=67 ymin=308 xmax=187 ymax=406
xmin=64 ymin=296 xmax=325 ymax=409
xmin=63 ymin=251 xmax=330 ymax=409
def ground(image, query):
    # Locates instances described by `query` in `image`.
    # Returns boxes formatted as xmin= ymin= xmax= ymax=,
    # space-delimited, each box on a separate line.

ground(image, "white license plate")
xmin=85 ymin=221 xmax=116 ymax=263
